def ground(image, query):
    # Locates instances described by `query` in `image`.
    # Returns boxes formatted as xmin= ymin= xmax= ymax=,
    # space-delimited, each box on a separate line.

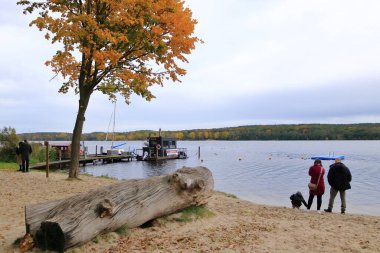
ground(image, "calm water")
xmin=79 ymin=140 xmax=380 ymax=216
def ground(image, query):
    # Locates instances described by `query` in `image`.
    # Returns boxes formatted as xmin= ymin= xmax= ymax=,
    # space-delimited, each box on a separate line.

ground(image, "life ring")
xmin=156 ymin=144 xmax=161 ymax=150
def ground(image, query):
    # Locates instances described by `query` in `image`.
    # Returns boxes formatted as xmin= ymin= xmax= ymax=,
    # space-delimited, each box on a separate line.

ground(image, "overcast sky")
xmin=1 ymin=0 xmax=380 ymax=134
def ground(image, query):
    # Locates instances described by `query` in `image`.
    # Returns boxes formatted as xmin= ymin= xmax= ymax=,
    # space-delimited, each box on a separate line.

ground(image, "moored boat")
xmin=136 ymin=136 xmax=187 ymax=161
xmin=310 ymin=154 xmax=345 ymax=160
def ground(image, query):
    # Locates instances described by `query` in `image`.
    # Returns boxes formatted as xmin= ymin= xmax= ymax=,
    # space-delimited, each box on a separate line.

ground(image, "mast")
xmin=112 ymin=102 xmax=116 ymax=148
xmin=105 ymin=101 xmax=116 ymax=149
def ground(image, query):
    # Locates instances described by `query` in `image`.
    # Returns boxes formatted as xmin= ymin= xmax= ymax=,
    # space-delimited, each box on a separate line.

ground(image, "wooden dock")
xmin=29 ymin=153 xmax=134 ymax=170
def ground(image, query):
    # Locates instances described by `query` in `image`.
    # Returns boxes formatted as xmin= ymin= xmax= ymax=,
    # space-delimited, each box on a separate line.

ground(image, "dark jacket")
xmin=327 ymin=162 xmax=352 ymax=191
xmin=15 ymin=147 xmax=21 ymax=155
xmin=290 ymin=191 xmax=307 ymax=207
xmin=19 ymin=142 xmax=32 ymax=160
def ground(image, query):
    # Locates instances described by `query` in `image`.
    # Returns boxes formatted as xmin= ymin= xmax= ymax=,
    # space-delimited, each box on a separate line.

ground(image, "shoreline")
xmin=1 ymin=169 xmax=380 ymax=252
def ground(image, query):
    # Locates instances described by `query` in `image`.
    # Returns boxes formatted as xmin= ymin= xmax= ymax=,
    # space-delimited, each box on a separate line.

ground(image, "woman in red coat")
xmin=307 ymin=159 xmax=325 ymax=211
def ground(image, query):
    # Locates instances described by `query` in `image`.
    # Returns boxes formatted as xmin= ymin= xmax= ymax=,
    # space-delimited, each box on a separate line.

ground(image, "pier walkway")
xmin=29 ymin=153 xmax=134 ymax=170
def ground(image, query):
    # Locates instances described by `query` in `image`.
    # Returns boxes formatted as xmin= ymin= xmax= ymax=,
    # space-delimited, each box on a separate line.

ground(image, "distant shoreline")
xmin=18 ymin=123 xmax=380 ymax=141
xmin=17 ymin=123 xmax=380 ymax=141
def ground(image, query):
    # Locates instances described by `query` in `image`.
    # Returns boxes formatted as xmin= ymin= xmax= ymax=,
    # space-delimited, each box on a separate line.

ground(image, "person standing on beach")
xmin=19 ymin=140 xmax=32 ymax=173
xmin=15 ymin=142 xmax=23 ymax=171
xmin=307 ymin=159 xmax=325 ymax=211
xmin=324 ymin=158 xmax=352 ymax=214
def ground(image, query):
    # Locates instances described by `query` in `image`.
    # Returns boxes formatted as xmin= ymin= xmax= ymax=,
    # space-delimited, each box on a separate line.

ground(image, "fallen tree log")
xmin=23 ymin=166 xmax=214 ymax=252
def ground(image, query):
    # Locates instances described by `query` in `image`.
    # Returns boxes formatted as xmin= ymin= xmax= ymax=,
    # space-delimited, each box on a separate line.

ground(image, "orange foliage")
xmin=18 ymin=0 xmax=201 ymax=102
xmin=18 ymin=0 xmax=201 ymax=178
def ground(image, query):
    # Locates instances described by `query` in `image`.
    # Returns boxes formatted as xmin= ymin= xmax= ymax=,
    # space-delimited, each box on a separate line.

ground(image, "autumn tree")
xmin=175 ymin=131 xmax=184 ymax=140
xmin=17 ymin=0 xmax=201 ymax=178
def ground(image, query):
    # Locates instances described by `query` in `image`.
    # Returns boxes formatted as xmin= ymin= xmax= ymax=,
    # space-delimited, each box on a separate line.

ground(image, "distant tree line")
xmin=16 ymin=123 xmax=380 ymax=141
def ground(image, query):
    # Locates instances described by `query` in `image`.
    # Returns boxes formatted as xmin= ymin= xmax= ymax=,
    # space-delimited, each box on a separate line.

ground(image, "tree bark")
xmin=68 ymin=92 xmax=91 ymax=178
xmin=24 ymin=166 xmax=214 ymax=252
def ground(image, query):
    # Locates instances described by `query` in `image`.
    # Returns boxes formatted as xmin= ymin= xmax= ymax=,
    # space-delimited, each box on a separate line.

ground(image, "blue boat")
xmin=310 ymin=154 xmax=345 ymax=160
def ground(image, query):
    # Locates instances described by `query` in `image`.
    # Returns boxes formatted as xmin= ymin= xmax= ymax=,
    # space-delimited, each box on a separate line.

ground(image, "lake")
xmin=79 ymin=140 xmax=380 ymax=216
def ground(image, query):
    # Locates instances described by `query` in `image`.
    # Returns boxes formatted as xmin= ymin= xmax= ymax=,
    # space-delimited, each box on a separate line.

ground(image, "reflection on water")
xmin=141 ymin=160 xmax=174 ymax=177
xmin=80 ymin=140 xmax=380 ymax=216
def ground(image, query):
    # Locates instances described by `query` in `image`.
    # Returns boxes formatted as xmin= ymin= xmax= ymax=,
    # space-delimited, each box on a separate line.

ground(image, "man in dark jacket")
xmin=324 ymin=158 xmax=352 ymax=214
xmin=19 ymin=140 xmax=32 ymax=173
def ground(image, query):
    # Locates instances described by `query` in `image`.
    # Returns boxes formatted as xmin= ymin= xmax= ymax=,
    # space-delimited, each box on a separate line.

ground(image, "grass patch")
xmin=174 ymin=214 xmax=193 ymax=223
xmin=79 ymin=172 xmax=116 ymax=180
xmin=80 ymin=172 xmax=93 ymax=177
xmin=92 ymin=235 xmax=100 ymax=244
xmin=13 ymin=237 xmax=22 ymax=246
xmin=0 ymin=162 xmax=18 ymax=170
xmin=140 ymin=206 xmax=216 ymax=227
xmin=114 ymin=225 xmax=129 ymax=236
xmin=224 ymin=193 xmax=238 ymax=199
xmin=98 ymin=174 xmax=117 ymax=180
xmin=174 ymin=205 xmax=215 ymax=223
xmin=217 ymin=191 xmax=238 ymax=199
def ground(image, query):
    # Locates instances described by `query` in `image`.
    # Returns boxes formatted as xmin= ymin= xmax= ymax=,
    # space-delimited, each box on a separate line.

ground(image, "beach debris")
xmin=19 ymin=233 xmax=34 ymax=253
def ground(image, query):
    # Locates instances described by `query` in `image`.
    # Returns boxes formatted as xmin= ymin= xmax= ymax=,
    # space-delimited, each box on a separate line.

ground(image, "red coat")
xmin=309 ymin=165 xmax=325 ymax=196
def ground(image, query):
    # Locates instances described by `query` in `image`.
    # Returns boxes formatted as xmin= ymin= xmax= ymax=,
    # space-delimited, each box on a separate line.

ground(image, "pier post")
xmin=44 ymin=141 xmax=49 ymax=178
xmin=58 ymin=149 xmax=62 ymax=170
xmin=82 ymin=140 xmax=86 ymax=167
xmin=198 ymin=146 xmax=201 ymax=159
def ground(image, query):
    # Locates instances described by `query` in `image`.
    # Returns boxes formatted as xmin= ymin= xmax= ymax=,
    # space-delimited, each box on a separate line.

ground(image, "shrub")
xmin=0 ymin=127 xmax=19 ymax=162
xmin=31 ymin=143 xmax=57 ymax=163
xmin=0 ymin=127 xmax=57 ymax=164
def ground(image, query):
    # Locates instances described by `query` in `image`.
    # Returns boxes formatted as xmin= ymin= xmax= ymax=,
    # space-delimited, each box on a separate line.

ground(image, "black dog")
xmin=290 ymin=191 xmax=308 ymax=208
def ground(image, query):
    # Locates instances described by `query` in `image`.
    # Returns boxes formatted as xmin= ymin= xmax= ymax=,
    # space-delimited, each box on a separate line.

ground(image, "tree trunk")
xmin=68 ymin=94 xmax=91 ymax=178
xmin=24 ymin=166 xmax=214 ymax=252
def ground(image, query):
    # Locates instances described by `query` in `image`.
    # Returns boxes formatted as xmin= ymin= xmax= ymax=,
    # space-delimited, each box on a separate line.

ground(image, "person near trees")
xmin=307 ymin=159 xmax=325 ymax=211
xmin=19 ymin=139 xmax=32 ymax=173
xmin=15 ymin=142 xmax=23 ymax=171
xmin=324 ymin=158 xmax=352 ymax=214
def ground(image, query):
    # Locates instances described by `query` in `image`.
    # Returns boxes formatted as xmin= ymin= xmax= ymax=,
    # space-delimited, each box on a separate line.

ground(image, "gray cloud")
xmin=2 ymin=0 xmax=380 ymax=133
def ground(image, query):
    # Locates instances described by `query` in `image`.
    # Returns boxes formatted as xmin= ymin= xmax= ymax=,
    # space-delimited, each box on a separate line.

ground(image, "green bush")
xmin=0 ymin=127 xmax=57 ymax=163
xmin=0 ymin=127 xmax=19 ymax=162
xmin=29 ymin=143 xmax=57 ymax=164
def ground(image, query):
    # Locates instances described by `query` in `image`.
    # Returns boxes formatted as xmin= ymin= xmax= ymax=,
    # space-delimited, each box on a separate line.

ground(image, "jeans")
xmin=328 ymin=187 xmax=346 ymax=212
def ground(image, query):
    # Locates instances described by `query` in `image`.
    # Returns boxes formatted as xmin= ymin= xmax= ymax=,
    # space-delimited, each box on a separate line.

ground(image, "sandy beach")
xmin=1 ymin=169 xmax=380 ymax=253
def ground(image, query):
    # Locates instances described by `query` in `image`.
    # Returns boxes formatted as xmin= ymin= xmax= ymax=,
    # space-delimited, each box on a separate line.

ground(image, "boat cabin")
xmin=137 ymin=136 xmax=187 ymax=161
xmin=50 ymin=143 xmax=85 ymax=159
